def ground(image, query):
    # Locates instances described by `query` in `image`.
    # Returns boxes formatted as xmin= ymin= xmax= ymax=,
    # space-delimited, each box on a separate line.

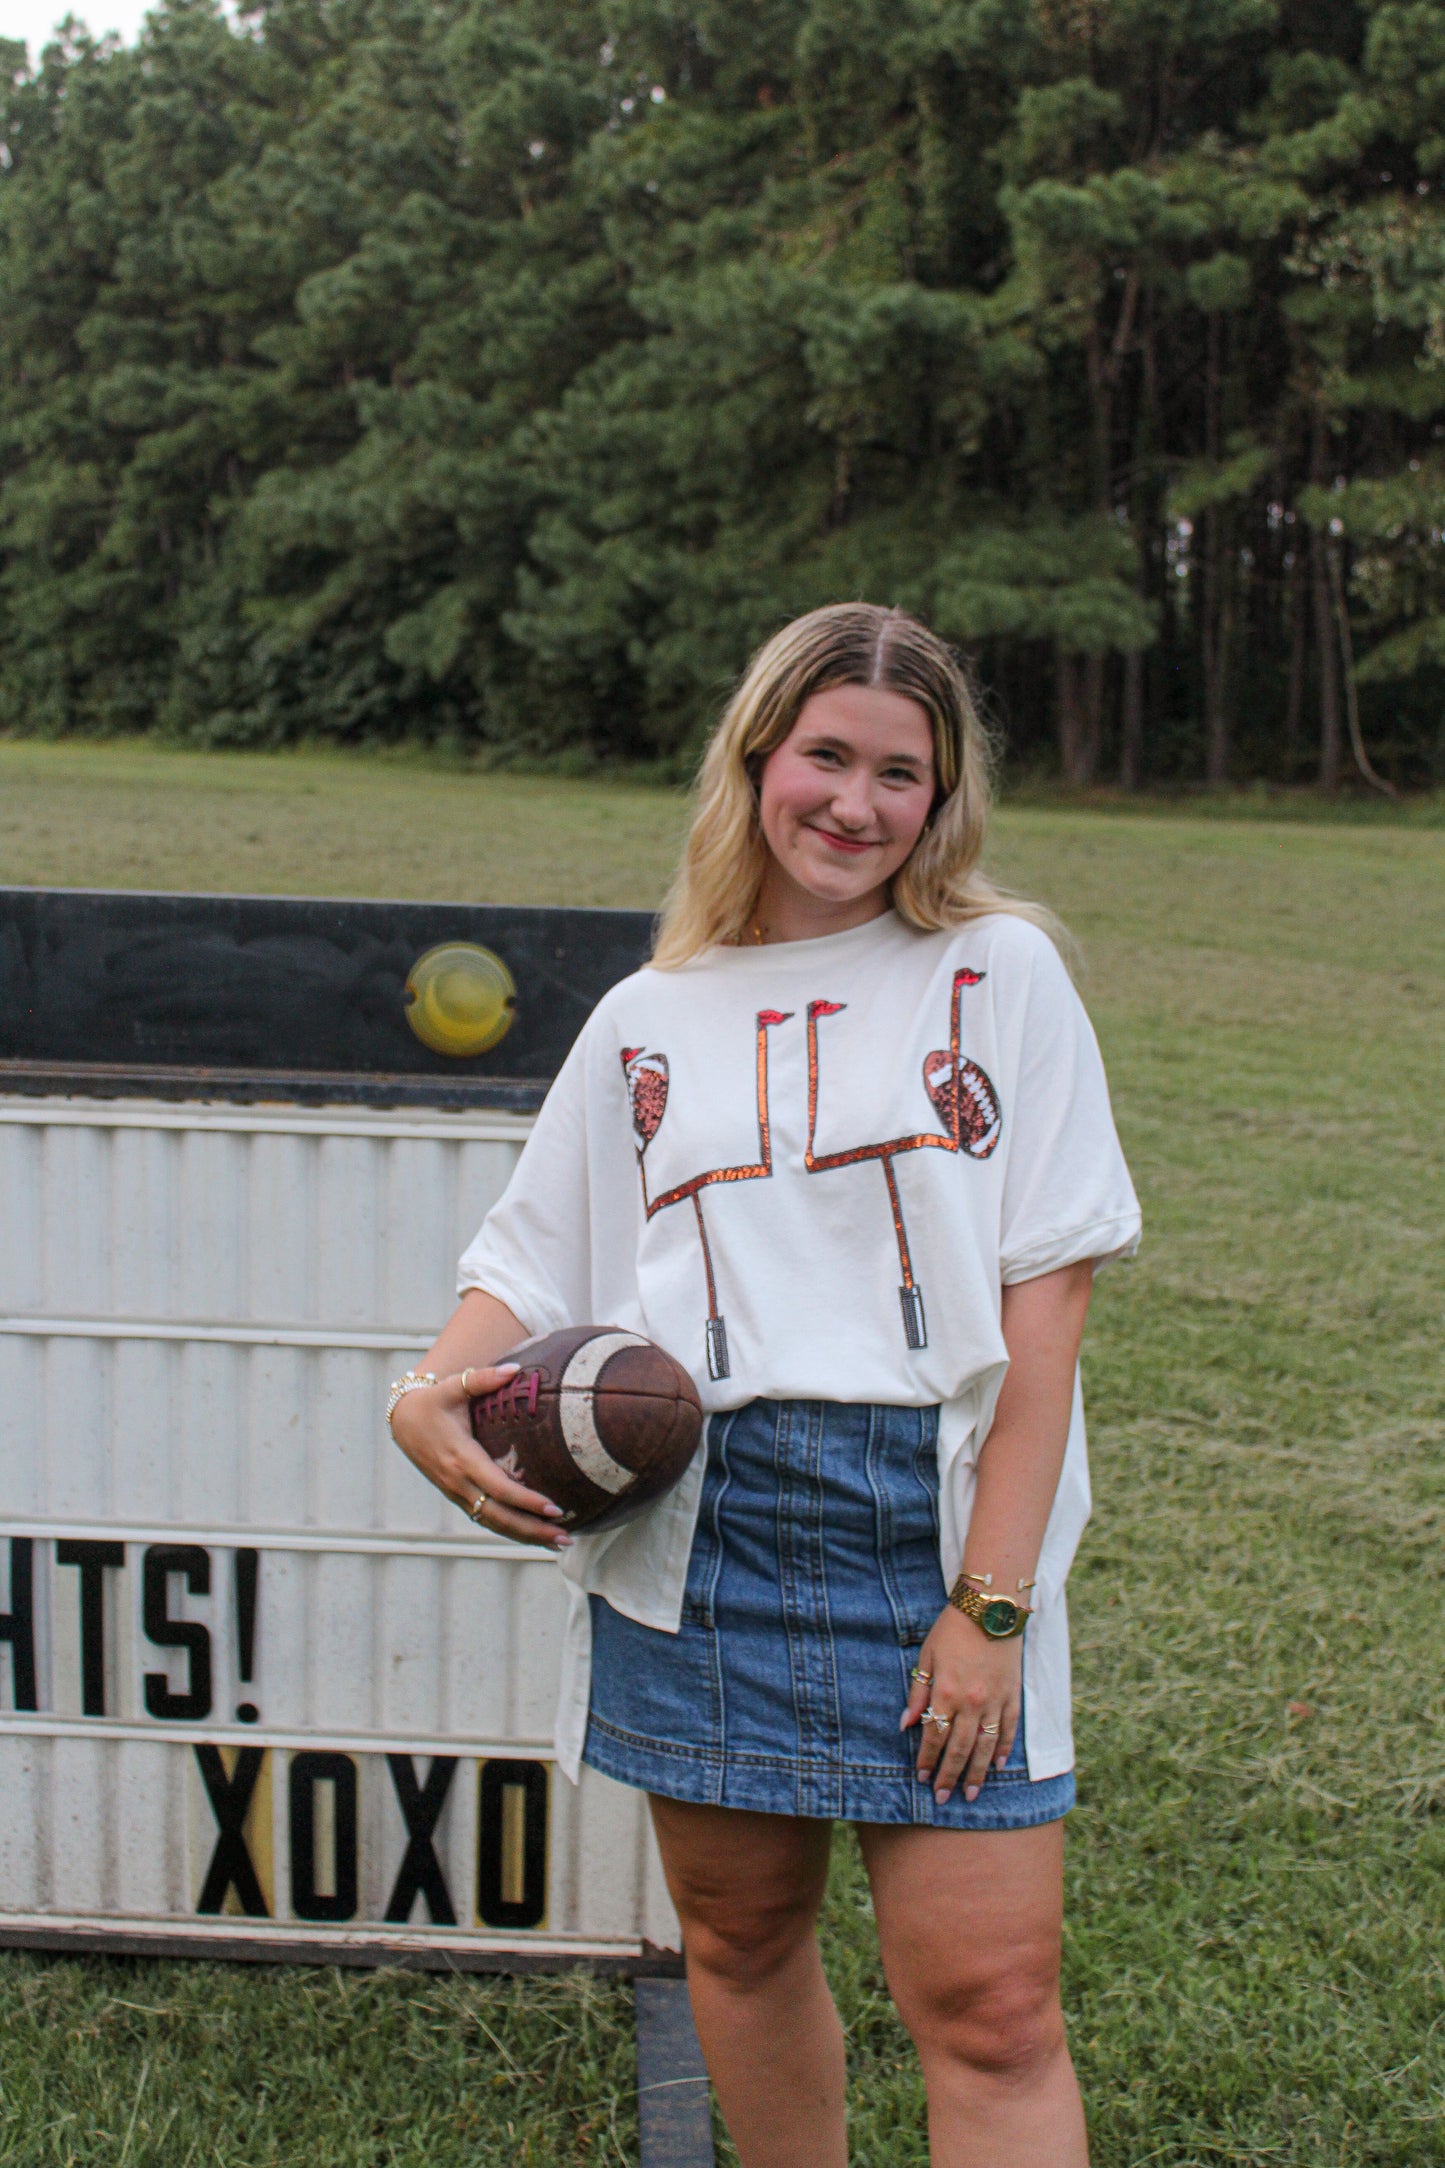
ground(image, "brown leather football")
xmin=467 ymin=1326 xmax=704 ymax=1533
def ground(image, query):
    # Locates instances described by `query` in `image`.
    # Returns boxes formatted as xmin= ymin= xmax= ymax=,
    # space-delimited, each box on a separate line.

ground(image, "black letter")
xmin=233 ymin=1548 xmax=259 ymax=1722
xmin=384 ymin=1755 xmax=457 ymax=1924
xmin=142 ymin=1546 xmax=213 ymax=1721
xmin=289 ymin=1751 xmax=358 ymax=1923
xmin=476 ymin=1759 xmax=548 ymax=1930
xmin=0 ymin=1539 xmax=37 ymax=1711
xmin=55 ymin=1540 xmax=124 ymax=1716
xmin=195 ymin=1745 xmax=269 ymax=1916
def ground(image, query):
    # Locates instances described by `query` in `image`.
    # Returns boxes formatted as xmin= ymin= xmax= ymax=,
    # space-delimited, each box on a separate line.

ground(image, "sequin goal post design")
xmin=622 ymin=1011 xmax=792 ymax=1381
xmin=805 ymin=968 xmax=1001 ymax=1350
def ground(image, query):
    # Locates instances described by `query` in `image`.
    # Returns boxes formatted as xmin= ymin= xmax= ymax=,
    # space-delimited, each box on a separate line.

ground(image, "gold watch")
xmin=947 ymin=1576 xmax=1032 ymax=1640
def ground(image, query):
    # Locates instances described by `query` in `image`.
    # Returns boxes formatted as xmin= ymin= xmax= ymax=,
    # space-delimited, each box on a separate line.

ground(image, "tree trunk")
xmin=1083 ymin=271 xmax=1139 ymax=784
xmin=1055 ymin=647 xmax=1096 ymax=787
xmin=1120 ymin=644 xmax=1144 ymax=788
xmin=1310 ymin=524 xmax=1342 ymax=789
xmin=1199 ymin=503 xmax=1235 ymax=785
xmin=1283 ymin=543 xmax=1306 ymax=780
xmin=1326 ymin=538 xmax=1397 ymax=797
xmin=1121 ymin=482 xmax=1160 ymax=791
xmin=1309 ymin=405 xmax=1343 ymax=790
xmin=1200 ymin=313 xmax=1231 ymax=784
xmin=1207 ymin=530 xmax=1234 ymax=786
xmin=1082 ymin=652 xmax=1104 ymax=781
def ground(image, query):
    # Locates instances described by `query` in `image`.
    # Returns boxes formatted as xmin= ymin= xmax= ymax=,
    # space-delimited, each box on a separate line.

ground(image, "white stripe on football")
xmin=557 ymin=1330 xmax=651 ymax=1494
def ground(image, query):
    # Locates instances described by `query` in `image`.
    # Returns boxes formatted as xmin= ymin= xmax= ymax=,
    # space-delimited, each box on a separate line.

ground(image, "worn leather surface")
xmin=469 ymin=1325 xmax=703 ymax=1531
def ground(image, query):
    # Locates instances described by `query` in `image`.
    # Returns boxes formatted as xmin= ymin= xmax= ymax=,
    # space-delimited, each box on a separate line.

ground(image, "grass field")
xmin=1 ymin=742 xmax=1442 ymax=2165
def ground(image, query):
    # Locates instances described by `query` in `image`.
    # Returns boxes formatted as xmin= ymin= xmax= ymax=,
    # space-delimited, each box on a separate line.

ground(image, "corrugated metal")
xmin=0 ymin=1096 xmax=680 ymax=1960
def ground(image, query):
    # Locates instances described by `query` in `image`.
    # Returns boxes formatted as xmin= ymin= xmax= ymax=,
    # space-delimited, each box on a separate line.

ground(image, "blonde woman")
xmin=391 ymin=603 xmax=1140 ymax=2167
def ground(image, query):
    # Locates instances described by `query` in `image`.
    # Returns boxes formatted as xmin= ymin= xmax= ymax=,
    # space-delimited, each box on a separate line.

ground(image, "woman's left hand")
xmin=901 ymin=1607 xmax=1024 ymax=1804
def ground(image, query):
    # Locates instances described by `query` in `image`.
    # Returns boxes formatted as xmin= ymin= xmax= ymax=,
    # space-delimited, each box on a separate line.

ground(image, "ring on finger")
xmin=979 ymin=1720 xmax=1000 ymax=1736
xmin=910 ymin=1666 xmax=933 ymax=1684
xmin=466 ymin=1493 xmax=490 ymax=1524
xmin=922 ymin=1704 xmax=952 ymax=1734
xmin=461 ymin=1368 xmax=475 ymax=1396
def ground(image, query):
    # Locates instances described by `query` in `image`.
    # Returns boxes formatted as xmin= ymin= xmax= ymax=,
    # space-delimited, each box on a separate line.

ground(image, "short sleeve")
xmin=456 ymin=1026 xmax=595 ymax=1337
xmin=997 ymin=931 xmax=1141 ymax=1285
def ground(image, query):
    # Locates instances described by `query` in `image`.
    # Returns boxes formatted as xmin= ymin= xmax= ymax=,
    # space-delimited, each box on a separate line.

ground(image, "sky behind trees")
xmin=1 ymin=0 xmax=153 ymax=60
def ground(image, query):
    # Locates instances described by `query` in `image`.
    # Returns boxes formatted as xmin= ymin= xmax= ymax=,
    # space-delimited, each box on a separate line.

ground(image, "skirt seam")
xmin=584 ymin=1725 xmax=1074 ymax=1826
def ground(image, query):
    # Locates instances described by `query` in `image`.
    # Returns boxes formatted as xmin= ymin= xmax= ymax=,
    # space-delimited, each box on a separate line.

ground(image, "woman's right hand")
xmin=389 ymin=1365 xmax=571 ymax=1551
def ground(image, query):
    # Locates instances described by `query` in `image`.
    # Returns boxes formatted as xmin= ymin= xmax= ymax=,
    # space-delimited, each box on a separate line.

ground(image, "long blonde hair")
xmin=652 ymin=602 xmax=1064 ymax=967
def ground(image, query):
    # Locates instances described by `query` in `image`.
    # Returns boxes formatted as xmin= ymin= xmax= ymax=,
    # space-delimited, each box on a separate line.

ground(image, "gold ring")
xmin=910 ymin=1666 xmax=933 ymax=1684
xmin=461 ymin=1368 xmax=475 ymax=1396
xmin=467 ymin=1493 xmax=489 ymax=1524
xmin=979 ymin=1720 xmax=1000 ymax=1736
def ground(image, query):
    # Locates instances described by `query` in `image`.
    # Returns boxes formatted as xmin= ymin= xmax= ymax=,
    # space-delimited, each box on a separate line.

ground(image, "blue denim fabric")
xmin=583 ymin=1398 xmax=1075 ymax=1827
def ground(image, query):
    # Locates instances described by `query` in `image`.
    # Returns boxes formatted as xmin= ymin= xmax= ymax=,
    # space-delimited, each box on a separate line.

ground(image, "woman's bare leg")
xmin=649 ymin=1796 xmax=846 ymax=2168
xmin=858 ymin=1819 xmax=1087 ymax=2167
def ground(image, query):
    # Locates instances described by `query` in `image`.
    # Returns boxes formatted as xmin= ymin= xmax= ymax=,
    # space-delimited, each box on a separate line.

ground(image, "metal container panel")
xmin=0 ymin=1096 xmax=680 ymax=1964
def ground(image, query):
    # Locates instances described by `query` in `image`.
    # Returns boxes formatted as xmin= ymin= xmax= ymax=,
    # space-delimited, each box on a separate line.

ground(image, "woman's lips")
xmin=808 ymin=826 xmax=876 ymax=855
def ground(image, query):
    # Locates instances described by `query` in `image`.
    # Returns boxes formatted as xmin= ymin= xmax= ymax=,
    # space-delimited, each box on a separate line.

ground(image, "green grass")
xmin=0 ymin=741 xmax=691 ymax=906
xmin=0 ymin=1966 xmax=639 ymax=2167
xmin=2 ymin=743 xmax=1442 ymax=2164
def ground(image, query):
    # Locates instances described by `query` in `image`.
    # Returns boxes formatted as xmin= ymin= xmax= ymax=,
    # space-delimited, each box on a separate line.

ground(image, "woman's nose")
xmin=828 ymin=769 xmax=874 ymax=827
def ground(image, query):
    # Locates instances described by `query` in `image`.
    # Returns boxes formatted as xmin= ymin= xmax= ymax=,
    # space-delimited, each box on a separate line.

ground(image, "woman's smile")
xmin=807 ymin=823 xmax=878 ymax=854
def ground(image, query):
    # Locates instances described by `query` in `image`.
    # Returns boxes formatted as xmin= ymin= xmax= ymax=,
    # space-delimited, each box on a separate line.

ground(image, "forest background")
xmin=4 ymin=0 xmax=1445 ymax=791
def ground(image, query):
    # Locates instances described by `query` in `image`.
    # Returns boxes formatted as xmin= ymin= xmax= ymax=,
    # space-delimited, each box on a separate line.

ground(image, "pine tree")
xmin=1 ymin=0 xmax=1441 ymax=784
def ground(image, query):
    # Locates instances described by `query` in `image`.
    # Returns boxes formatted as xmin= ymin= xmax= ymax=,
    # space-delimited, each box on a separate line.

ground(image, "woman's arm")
xmin=904 ymin=1257 xmax=1095 ymax=1803
xmin=956 ymin=1258 xmax=1094 ymax=1602
xmin=388 ymin=1288 xmax=572 ymax=1552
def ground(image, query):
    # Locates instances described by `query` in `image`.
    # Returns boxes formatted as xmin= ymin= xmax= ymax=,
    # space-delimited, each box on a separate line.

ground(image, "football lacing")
xmin=475 ymin=1369 xmax=540 ymax=1421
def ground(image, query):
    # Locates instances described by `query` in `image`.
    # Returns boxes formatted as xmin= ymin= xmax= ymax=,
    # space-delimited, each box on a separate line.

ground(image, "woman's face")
xmin=755 ymin=684 xmax=937 ymax=916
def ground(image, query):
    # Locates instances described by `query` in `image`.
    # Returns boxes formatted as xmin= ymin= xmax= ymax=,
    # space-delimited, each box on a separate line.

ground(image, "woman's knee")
xmin=894 ymin=1951 xmax=1066 ymax=2080
xmin=680 ymin=1890 xmax=818 ymax=1985
xmin=679 ymin=1883 xmax=822 ymax=1988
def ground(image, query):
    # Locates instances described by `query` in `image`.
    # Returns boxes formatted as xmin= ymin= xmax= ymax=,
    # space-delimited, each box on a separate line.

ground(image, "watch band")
xmin=947 ymin=1578 xmax=1032 ymax=1639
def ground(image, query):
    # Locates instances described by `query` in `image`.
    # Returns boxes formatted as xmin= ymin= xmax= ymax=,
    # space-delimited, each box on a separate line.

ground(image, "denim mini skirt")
xmin=583 ymin=1398 xmax=1075 ymax=1828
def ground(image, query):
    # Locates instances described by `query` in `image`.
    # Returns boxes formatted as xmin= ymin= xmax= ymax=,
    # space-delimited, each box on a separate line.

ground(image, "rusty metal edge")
xmin=0 ymin=1923 xmax=686 ymax=1976
xmin=0 ymin=1060 xmax=549 ymax=1111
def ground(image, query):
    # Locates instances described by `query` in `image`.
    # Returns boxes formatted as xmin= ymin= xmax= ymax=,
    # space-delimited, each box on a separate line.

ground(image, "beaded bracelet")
xmin=385 ymin=1370 xmax=437 ymax=1432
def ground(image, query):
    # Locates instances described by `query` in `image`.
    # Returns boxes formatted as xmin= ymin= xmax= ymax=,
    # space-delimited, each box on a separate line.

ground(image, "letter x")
xmin=194 ymin=1745 xmax=269 ymax=1917
xmin=384 ymin=1755 xmax=458 ymax=1924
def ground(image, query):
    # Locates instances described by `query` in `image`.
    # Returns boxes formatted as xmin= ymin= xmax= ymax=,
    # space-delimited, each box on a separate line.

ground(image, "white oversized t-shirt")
xmin=457 ymin=909 xmax=1141 ymax=1783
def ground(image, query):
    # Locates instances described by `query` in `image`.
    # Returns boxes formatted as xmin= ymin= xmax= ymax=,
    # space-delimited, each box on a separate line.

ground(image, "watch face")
xmin=981 ymin=1598 xmax=1021 ymax=1638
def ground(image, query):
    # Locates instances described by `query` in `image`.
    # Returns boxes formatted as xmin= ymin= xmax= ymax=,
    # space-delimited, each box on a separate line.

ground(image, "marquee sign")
xmin=0 ymin=891 xmax=679 ymax=1970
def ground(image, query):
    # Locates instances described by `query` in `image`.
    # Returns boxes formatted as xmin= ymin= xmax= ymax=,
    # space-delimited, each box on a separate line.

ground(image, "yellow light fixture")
xmin=403 ymin=942 xmax=516 ymax=1058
